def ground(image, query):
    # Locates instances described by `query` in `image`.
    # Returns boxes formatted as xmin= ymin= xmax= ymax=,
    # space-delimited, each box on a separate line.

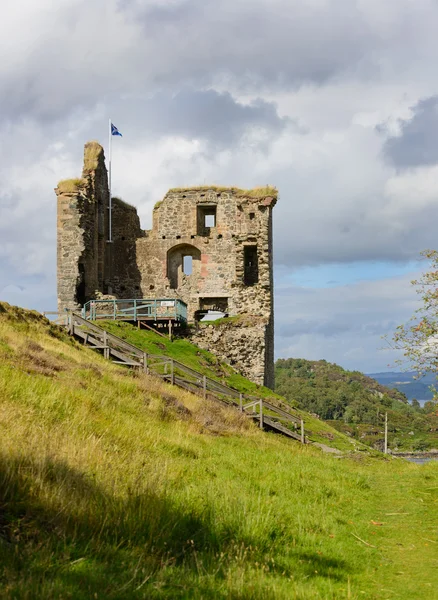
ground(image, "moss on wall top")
xmin=167 ymin=185 xmax=278 ymax=199
xmin=112 ymin=196 xmax=136 ymax=210
xmin=83 ymin=141 xmax=104 ymax=173
xmin=56 ymin=178 xmax=87 ymax=194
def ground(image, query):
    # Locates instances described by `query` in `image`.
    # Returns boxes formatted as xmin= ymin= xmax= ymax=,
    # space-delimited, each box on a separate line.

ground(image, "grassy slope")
xmin=98 ymin=321 xmax=362 ymax=453
xmin=1 ymin=303 xmax=438 ymax=599
xmin=275 ymin=358 xmax=438 ymax=452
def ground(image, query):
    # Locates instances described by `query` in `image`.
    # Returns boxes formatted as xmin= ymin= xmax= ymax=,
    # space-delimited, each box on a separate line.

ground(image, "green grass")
xmin=99 ymin=320 xmax=279 ymax=398
xmin=200 ymin=315 xmax=245 ymax=327
xmin=97 ymin=321 xmax=362 ymax=452
xmin=1 ymin=303 xmax=438 ymax=599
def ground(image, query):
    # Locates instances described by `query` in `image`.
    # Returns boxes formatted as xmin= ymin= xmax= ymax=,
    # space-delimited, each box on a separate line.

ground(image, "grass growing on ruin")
xmin=57 ymin=178 xmax=86 ymax=194
xmin=112 ymin=196 xmax=136 ymax=210
xmin=201 ymin=315 xmax=245 ymax=327
xmin=83 ymin=141 xmax=102 ymax=172
xmin=0 ymin=303 xmax=437 ymax=599
xmin=167 ymin=185 xmax=278 ymax=198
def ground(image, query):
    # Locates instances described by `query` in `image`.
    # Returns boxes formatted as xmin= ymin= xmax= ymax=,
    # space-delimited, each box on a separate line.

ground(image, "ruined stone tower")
xmin=56 ymin=142 xmax=277 ymax=388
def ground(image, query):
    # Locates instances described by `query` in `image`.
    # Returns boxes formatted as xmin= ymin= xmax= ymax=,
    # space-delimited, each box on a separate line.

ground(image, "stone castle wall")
xmin=56 ymin=143 xmax=277 ymax=388
xmin=191 ymin=317 xmax=271 ymax=386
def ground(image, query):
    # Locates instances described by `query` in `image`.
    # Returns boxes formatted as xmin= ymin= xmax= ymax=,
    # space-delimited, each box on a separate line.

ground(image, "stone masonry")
xmin=56 ymin=142 xmax=277 ymax=388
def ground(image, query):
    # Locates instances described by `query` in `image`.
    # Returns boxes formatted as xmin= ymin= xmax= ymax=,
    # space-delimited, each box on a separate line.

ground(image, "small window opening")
xmin=162 ymin=235 xmax=166 ymax=239
xmin=217 ymin=234 xmax=223 ymax=239
xmin=197 ymin=205 xmax=217 ymax=235
xmin=249 ymin=212 xmax=255 ymax=220
xmin=183 ymin=255 xmax=193 ymax=275
xmin=196 ymin=297 xmax=229 ymax=320
xmin=191 ymin=235 xmax=196 ymax=239
xmin=244 ymin=245 xmax=259 ymax=286
xmin=149 ymin=284 xmax=155 ymax=291
xmin=176 ymin=235 xmax=181 ymax=239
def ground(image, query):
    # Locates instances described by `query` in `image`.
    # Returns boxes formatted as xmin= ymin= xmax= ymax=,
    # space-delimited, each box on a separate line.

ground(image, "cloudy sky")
xmin=2 ymin=0 xmax=438 ymax=373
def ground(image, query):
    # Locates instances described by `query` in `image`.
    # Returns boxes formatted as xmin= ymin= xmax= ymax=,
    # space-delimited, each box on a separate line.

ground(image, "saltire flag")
xmin=111 ymin=123 xmax=123 ymax=137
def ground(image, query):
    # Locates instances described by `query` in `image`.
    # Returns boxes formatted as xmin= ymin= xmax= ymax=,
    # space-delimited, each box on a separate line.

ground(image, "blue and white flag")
xmin=111 ymin=123 xmax=123 ymax=137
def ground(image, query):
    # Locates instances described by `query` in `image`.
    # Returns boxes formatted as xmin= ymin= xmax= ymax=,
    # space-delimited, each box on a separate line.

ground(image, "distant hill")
xmin=368 ymin=371 xmax=436 ymax=403
xmin=275 ymin=358 xmax=408 ymax=422
xmin=275 ymin=358 xmax=438 ymax=451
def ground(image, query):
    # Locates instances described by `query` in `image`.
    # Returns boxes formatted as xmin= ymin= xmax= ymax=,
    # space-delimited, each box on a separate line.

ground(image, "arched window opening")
xmin=167 ymin=244 xmax=201 ymax=289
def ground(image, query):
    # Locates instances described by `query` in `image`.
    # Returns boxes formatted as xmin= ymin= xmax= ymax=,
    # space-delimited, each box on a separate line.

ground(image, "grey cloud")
xmin=383 ymin=96 xmax=438 ymax=168
xmin=1 ymin=0 xmax=407 ymax=127
xmin=271 ymin=158 xmax=438 ymax=268
xmin=128 ymin=0 xmax=379 ymax=88
xmin=127 ymin=89 xmax=288 ymax=147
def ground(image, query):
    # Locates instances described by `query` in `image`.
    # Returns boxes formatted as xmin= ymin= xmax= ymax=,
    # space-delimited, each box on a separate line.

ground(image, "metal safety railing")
xmin=81 ymin=298 xmax=187 ymax=323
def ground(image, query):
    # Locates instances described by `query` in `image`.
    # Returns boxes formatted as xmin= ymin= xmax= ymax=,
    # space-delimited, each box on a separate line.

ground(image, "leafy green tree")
xmin=390 ymin=249 xmax=438 ymax=386
xmin=411 ymin=398 xmax=421 ymax=411
xmin=423 ymin=400 xmax=437 ymax=414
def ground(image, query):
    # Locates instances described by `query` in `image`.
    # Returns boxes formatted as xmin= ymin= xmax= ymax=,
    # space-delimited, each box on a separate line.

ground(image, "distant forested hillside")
xmin=275 ymin=358 xmax=408 ymax=422
xmin=275 ymin=358 xmax=438 ymax=451
xmin=368 ymin=372 xmax=435 ymax=403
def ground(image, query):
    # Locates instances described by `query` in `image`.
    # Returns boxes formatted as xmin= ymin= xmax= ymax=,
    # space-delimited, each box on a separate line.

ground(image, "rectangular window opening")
xmin=183 ymin=255 xmax=193 ymax=275
xmin=197 ymin=205 xmax=217 ymax=235
xmin=244 ymin=245 xmax=259 ymax=286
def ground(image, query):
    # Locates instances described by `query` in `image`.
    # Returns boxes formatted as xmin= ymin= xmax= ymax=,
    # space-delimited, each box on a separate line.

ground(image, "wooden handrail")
xmin=62 ymin=311 xmax=305 ymax=441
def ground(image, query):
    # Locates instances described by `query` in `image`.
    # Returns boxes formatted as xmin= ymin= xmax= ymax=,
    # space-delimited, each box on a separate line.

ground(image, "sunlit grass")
xmin=0 ymin=302 xmax=437 ymax=599
xmin=98 ymin=320 xmax=362 ymax=452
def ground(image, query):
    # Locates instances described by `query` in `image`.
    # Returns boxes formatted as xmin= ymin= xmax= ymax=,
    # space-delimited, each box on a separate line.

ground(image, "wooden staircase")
xmin=63 ymin=312 xmax=306 ymax=443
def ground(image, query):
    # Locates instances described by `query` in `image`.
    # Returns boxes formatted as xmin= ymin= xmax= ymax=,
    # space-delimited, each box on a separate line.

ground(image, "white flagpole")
xmin=108 ymin=118 xmax=112 ymax=243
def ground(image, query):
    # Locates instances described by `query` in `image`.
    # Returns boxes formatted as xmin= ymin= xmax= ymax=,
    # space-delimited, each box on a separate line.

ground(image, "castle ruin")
xmin=56 ymin=142 xmax=277 ymax=387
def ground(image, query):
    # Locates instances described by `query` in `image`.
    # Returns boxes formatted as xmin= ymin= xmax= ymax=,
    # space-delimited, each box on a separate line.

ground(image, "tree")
xmin=390 ymin=249 xmax=438 ymax=402
xmin=411 ymin=398 xmax=421 ymax=411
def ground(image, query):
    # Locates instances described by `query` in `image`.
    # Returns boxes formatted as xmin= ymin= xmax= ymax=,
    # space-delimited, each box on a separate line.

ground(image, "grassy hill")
xmin=275 ymin=358 xmax=438 ymax=452
xmin=1 ymin=303 xmax=438 ymax=599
